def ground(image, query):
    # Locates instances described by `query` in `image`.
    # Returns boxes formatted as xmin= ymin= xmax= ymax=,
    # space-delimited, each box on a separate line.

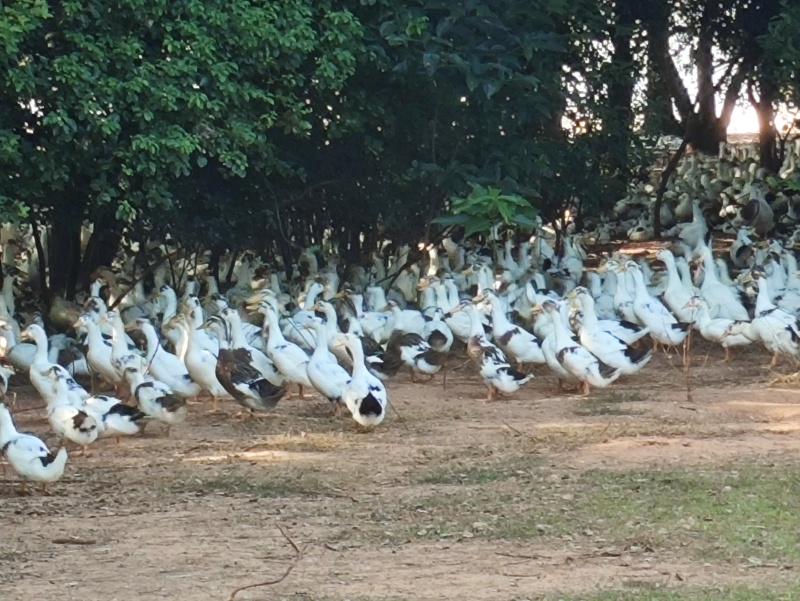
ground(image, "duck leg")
xmin=582 ymin=380 xmax=591 ymax=396
xmin=19 ymin=481 xmax=28 ymax=495
xmin=771 ymin=352 xmax=780 ymax=368
xmin=297 ymin=385 xmax=305 ymax=400
xmin=724 ymin=347 xmax=732 ymax=363
xmin=164 ymin=425 xmax=172 ymax=438
xmin=40 ymin=483 xmax=49 ymax=494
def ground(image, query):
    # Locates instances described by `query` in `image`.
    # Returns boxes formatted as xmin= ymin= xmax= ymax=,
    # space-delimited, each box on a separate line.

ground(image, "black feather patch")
xmin=623 ymin=345 xmax=652 ymax=364
xmin=618 ymin=320 xmax=643 ymax=332
xmin=672 ymin=322 xmax=691 ymax=333
xmin=107 ymin=403 xmax=147 ymax=422
xmin=40 ymin=451 xmax=59 ymax=467
xmin=72 ymin=412 xmax=95 ymax=433
xmin=498 ymin=328 xmax=518 ymax=347
xmin=358 ymin=392 xmax=384 ymax=417
xmin=597 ymin=359 xmax=618 ymax=379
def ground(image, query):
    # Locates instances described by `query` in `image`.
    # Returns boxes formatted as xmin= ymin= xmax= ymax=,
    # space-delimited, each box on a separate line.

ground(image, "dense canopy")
xmin=0 ymin=0 xmax=799 ymax=298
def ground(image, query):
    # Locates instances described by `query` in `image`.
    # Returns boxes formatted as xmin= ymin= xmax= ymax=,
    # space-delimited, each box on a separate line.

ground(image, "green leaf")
xmin=464 ymin=217 xmax=492 ymax=238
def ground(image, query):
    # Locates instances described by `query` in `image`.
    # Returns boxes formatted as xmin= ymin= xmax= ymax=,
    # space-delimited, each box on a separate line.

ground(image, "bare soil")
xmin=1 ymin=342 xmax=799 ymax=601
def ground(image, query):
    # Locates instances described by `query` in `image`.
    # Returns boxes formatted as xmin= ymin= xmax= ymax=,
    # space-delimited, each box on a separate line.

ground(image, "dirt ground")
xmin=1 ymin=340 xmax=799 ymax=601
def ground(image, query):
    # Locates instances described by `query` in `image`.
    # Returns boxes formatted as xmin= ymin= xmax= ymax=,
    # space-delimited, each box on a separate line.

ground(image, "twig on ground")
xmin=228 ymin=525 xmax=306 ymax=601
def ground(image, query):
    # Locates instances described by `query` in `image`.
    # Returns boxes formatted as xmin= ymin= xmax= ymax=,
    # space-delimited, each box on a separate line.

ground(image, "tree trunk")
xmin=751 ymin=71 xmax=781 ymax=173
xmin=76 ymin=212 xmax=122 ymax=292
xmin=606 ymin=0 xmax=636 ymax=173
xmin=48 ymin=217 xmax=82 ymax=300
xmin=644 ymin=0 xmax=682 ymax=135
xmin=690 ymin=17 xmax=724 ymax=154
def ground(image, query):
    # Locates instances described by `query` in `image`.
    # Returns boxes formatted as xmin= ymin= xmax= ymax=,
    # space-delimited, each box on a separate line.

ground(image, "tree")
xmin=0 ymin=0 xmax=362 ymax=299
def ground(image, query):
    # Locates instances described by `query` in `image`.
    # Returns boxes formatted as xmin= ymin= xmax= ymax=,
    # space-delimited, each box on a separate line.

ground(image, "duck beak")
xmin=531 ymin=305 xmax=543 ymax=316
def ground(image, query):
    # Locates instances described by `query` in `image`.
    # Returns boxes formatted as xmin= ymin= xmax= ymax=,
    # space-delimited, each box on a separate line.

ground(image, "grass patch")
xmin=542 ymin=588 xmax=796 ymax=601
xmin=170 ymin=466 xmax=329 ymax=498
xmin=573 ymin=391 xmax=647 ymax=417
xmin=417 ymin=455 xmax=541 ymax=485
xmin=355 ymin=463 xmax=800 ymax=564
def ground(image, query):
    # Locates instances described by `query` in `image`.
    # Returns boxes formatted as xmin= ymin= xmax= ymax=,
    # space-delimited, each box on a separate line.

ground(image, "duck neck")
xmin=311 ymin=326 xmax=329 ymax=360
xmin=549 ymin=309 xmax=572 ymax=349
xmin=755 ymin=279 xmax=776 ymax=312
xmin=264 ymin=309 xmax=286 ymax=346
xmin=141 ymin=325 xmax=161 ymax=363
xmin=84 ymin=320 xmax=106 ymax=351
xmin=226 ymin=314 xmax=248 ymax=348
xmin=349 ymin=339 xmax=368 ymax=379
xmin=0 ymin=407 xmax=17 ymax=443
xmin=577 ymin=295 xmax=600 ymax=328
xmin=31 ymin=327 xmax=49 ymax=364
xmin=161 ymin=291 xmax=178 ymax=324
xmin=488 ymin=297 xmax=511 ymax=329
xmin=466 ymin=306 xmax=484 ymax=338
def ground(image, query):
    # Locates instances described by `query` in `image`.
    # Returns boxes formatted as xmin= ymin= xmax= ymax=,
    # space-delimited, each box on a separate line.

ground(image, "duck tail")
xmin=623 ymin=345 xmax=652 ymax=365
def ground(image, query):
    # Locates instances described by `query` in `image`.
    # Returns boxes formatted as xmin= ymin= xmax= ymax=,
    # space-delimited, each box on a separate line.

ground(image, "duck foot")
xmin=296 ymin=385 xmax=306 ymax=400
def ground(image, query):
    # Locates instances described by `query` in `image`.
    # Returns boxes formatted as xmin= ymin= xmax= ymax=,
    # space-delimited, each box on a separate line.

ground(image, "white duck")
xmin=544 ymin=301 xmax=622 ymax=394
xmin=304 ymin=321 xmax=351 ymax=412
xmin=127 ymin=318 xmax=201 ymax=399
xmin=260 ymin=302 xmax=312 ymax=397
xmin=46 ymin=368 xmax=100 ymax=450
xmin=628 ymin=262 xmax=690 ymax=346
xmin=481 ymin=290 xmax=545 ymax=367
xmin=0 ymin=403 xmax=68 ymax=493
xmin=683 ymin=296 xmax=757 ymax=361
xmin=695 ymin=244 xmax=749 ymax=321
xmin=334 ymin=333 xmax=387 ymax=428
xmin=749 ymin=271 xmax=800 ymax=366
xmin=656 ymin=249 xmax=697 ymax=323
xmin=567 ymin=306 xmax=652 ymax=376
xmin=125 ymin=362 xmax=188 ymax=436
xmin=456 ymin=302 xmax=532 ymax=400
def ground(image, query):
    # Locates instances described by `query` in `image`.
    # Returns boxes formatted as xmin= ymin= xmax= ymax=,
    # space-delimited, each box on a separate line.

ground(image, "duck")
xmin=569 ymin=286 xmax=650 ymax=345
xmin=729 ymin=227 xmax=755 ymax=269
xmin=122 ymin=361 xmax=188 ymax=436
xmin=567 ymin=307 xmax=652 ymax=376
xmin=82 ymin=389 xmax=147 ymax=444
xmin=682 ymin=296 xmax=757 ymax=362
xmin=694 ymin=244 xmax=750 ymax=321
xmin=678 ymin=199 xmax=710 ymax=250
xmin=258 ymin=301 xmax=312 ymax=397
xmin=0 ymin=403 xmax=68 ymax=493
xmin=627 ymin=262 xmax=691 ymax=346
xmin=741 ymin=180 xmax=774 ymax=236
xmin=422 ymin=307 xmax=454 ymax=353
xmin=177 ymin=313 xmax=232 ymax=408
xmin=384 ymin=329 xmax=447 ymax=381
xmin=126 ymin=318 xmax=201 ymax=399
xmin=655 ymin=249 xmax=698 ymax=323
xmin=203 ymin=315 xmax=287 ymax=413
xmin=333 ymin=333 xmax=387 ymax=428
xmin=219 ymin=307 xmax=284 ymax=387
xmin=480 ymin=289 xmax=545 ymax=368
xmin=304 ymin=320 xmax=351 ymax=412
xmin=748 ymin=270 xmax=800 ymax=367
xmin=74 ymin=313 xmax=120 ymax=390
xmin=544 ymin=301 xmax=622 ymax=394
xmin=46 ymin=367 xmax=100 ymax=451
xmin=454 ymin=302 xmax=532 ymax=400
xmin=21 ymin=324 xmax=89 ymax=405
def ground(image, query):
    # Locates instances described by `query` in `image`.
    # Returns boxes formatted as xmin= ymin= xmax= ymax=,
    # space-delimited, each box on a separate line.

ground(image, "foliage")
xmin=0 ymin=0 xmax=799 ymax=297
xmin=432 ymin=183 xmax=539 ymax=238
